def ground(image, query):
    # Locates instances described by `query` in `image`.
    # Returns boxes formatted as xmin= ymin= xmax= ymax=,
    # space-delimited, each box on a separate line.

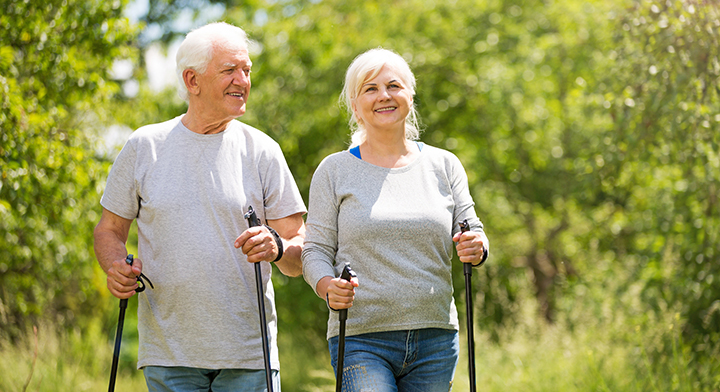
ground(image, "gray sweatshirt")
xmin=302 ymin=144 xmax=489 ymax=339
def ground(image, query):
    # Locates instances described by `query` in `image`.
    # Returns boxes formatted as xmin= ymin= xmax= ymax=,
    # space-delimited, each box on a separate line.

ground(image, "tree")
xmin=598 ymin=0 xmax=719 ymax=344
xmin=0 ymin=0 xmax=138 ymax=340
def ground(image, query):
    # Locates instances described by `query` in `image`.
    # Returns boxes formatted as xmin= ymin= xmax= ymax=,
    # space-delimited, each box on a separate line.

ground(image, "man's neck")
xmin=181 ymin=107 xmax=233 ymax=135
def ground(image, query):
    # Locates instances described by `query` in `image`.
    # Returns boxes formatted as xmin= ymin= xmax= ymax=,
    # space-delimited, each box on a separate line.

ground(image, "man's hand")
xmin=106 ymin=256 xmax=144 ymax=299
xmin=235 ymin=211 xmax=306 ymax=277
xmin=235 ymin=226 xmax=279 ymax=264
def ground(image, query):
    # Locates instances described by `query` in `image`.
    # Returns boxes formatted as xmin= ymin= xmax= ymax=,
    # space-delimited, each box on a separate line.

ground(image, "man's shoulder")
xmin=228 ymin=119 xmax=280 ymax=148
xmin=130 ymin=116 xmax=183 ymax=141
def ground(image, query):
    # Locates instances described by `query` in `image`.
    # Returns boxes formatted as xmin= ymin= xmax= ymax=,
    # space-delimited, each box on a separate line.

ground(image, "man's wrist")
xmin=264 ymin=225 xmax=283 ymax=262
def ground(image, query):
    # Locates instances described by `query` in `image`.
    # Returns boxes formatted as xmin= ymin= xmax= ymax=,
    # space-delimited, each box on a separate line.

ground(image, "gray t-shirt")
xmin=302 ymin=144 xmax=489 ymax=340
xmin=101 ymin=116 xmax=306 ymax=370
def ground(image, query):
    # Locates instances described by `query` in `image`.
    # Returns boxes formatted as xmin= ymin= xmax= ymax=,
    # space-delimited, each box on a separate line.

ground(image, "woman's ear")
xmin=351 ymin=101 xmax=361 ymax=123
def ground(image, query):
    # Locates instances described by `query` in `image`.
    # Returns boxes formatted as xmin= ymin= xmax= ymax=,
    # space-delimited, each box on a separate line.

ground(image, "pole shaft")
xmin=336 ymin=315 xmax=347 ymax=392
xmin=109 ymin=299 xmax=128 ymax=392
xmin=464 ymin=263 xmax=477 ymax=392
xmin=335 ymin=265 xmax=355 ymax=392
xmin=245 ymin=206 xmax=274 ymax=392
xmin=255 ymin=262 xmax=274 ymax=392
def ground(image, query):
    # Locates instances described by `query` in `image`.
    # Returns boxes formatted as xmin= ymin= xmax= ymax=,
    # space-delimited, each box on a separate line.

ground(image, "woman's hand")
xmin=453 ymin=230 xmax=487 ymax=266
xmin=317 ymin=275 xmax=360 ymax=310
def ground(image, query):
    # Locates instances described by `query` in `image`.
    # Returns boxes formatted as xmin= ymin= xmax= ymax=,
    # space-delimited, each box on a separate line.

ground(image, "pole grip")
xmin=338 ymin=265 xmax=356 ymax=322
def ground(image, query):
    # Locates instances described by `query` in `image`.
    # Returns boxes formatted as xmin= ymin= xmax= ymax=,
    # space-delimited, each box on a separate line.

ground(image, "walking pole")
xmin=335 ymin=264 xmax=356 ymax=392
xmin=109 ymin=254 xmax=153 ymax=392
xmin=244 ymin=206 xmax=274 ymax=392
xmin=459 ymin=220 xmax=478 ymax=392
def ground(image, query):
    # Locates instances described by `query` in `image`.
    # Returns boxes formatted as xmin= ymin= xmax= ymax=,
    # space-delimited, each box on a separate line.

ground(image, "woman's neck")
xmin=360 ymin=136 xmax=419 ymax=168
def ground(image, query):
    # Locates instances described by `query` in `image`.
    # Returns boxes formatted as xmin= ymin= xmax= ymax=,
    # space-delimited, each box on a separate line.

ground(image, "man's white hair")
xmin=175 ymin=22 xmax=249 ymax=101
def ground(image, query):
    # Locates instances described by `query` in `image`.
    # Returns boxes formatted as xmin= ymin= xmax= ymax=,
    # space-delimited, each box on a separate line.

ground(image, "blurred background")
xmin=1 ymin=0 xmax=718 ymax=390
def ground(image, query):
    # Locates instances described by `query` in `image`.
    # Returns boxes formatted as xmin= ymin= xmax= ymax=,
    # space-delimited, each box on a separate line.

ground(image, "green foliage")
xmin=0 ymin=0 xmax=138 ymax=340
xmin=601 ymin=0 xmax=720 ymax=346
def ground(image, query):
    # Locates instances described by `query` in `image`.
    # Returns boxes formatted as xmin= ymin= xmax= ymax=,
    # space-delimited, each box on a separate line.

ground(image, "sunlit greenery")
xmin=0 ymin=0 xmax=138 ymax=341
xmin=1 ymin=0 xmax=718 ymax=390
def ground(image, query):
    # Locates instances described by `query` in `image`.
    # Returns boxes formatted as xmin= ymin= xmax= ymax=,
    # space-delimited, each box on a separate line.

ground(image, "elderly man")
xmin=93 ymin=22 xmax=306 ymax=391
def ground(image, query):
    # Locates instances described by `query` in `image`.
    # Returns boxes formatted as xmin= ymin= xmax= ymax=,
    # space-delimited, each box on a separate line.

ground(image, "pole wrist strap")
xmin=264 ymin=225 xmax=284 ymax=262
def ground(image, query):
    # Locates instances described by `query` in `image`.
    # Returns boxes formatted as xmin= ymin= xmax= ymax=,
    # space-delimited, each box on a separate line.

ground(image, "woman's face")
xmin=352 ymin=65 xmax=412 ymax=133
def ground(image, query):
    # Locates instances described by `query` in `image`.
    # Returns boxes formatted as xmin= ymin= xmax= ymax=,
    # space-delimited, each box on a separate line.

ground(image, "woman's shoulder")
xmin=312 ymin=150 xmax=360 ymax=180
xmin=420 ymin=143 xmax=463 ymax=165
xmin=319 ymin=149 xmax=357 ymax=166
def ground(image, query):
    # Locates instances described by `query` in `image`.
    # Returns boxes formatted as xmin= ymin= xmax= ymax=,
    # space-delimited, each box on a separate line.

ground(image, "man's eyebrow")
xmin=222 ymin=61 xmax=252 ymax=68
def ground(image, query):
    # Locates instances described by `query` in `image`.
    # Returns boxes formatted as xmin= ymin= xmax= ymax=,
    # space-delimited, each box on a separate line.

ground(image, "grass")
xmin=0 ymin=321 xmax=146 ymax=392
xmin=2 ymin=312 xmax=718 ymax=391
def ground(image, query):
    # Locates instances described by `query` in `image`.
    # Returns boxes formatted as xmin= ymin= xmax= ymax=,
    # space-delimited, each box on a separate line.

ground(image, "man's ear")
xmin=183 ymin=68 xmax=200 ymax=96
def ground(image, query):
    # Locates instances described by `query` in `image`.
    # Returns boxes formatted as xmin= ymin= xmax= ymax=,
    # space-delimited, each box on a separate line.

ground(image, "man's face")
xmin=195 ymin=42 xmax=252 ymax=120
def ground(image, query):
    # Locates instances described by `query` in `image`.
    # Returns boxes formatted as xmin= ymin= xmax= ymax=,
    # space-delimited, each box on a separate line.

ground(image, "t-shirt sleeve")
xmin=100 ymin=138 xmax=140 ymax=220
xmin=259 ymin=141 xmax=307 ymax=220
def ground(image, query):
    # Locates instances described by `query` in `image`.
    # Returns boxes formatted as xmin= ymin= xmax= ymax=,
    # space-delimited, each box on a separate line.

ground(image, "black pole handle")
xmin=244 ymin=206 xmax=274 ymax=392
xmin=460 ymin=220 xmax=473 ymax=277
xmin=338 ymin=265 xmax=356 ymax=323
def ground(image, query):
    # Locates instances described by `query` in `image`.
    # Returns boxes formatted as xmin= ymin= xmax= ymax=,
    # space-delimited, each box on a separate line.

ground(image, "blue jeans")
xmin=143 ymin=366 xmax=281 ymax=392
xmin=328 ymin=328 xmax=459 ymax=392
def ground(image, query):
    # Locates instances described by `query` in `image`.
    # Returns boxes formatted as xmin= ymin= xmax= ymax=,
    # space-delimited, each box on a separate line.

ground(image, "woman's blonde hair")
xmin=340 ymin=48 xmax=421 ymax=146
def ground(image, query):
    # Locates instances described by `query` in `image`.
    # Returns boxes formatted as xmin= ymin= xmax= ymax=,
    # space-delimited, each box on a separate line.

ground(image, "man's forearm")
xmin=93 ymin=229 xmax=128 ymax=273
xmin=274 ymin=234 xmax=304 ymax=277
xmin=93 ymin=209 xmax=132 ymax=273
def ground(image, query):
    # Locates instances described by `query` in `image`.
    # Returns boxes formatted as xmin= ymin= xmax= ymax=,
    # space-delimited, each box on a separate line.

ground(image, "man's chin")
xmin=231 ymin=105 xmax=246 ymax=117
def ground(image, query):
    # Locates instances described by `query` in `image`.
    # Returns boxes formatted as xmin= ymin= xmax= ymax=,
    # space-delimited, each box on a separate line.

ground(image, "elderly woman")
xmin=302 ymin=48 xmax=490 ymax=391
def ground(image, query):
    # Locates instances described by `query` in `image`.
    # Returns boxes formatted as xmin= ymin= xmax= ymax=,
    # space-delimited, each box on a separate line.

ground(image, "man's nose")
xmin=233 ymin=70 xmax=249 ymax=86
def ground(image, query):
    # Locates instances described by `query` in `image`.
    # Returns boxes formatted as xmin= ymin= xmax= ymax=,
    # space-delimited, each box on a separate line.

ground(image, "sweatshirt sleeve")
xmin=448 ymin=151 xmax=490 ymax=259
xmin=302 ymin=157 xmax=341 ymax=296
